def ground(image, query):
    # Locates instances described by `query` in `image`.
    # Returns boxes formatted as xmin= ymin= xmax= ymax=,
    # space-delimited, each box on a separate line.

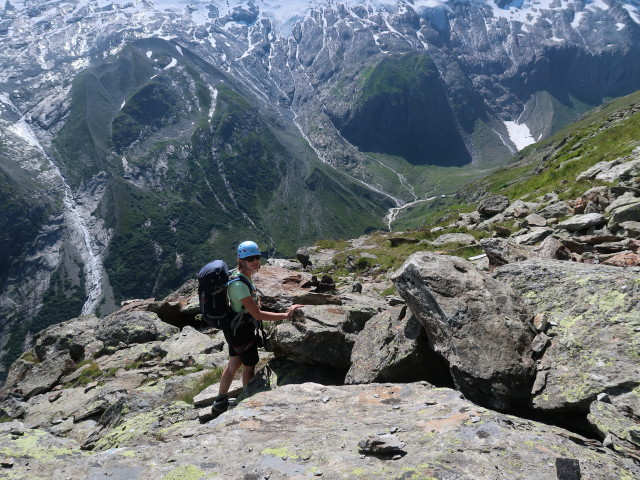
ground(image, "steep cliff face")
xmin=330 ymin=53 xmax=473 ymax=166
xmin=1 ymin=0 xmax=640 ymax=378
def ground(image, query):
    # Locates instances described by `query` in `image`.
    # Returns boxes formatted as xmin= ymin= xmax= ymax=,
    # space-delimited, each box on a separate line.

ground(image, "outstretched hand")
xmin=287 ymin=304 xmax=304 ymax=320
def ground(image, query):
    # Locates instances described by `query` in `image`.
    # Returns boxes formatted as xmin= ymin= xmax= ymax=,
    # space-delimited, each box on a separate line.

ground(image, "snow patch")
xmin=504 ymin=121 xmax=536 ymax=151
xmin=146 ymin=50 xmax=153 ymax=58
xmin=208 ymin=86 xmax=218 ymax=120
xmin=623 ymin=4 xmax=640 ymax=24
xmin=572 ymin=11 xmax=585 ymax=29
xmin=164 ymin=57 xmax=178 ymax=69
xmin=586 ymin=0 xmax=610 ymax=13
xmin=7 ymin=118 xmax=41 ymax=148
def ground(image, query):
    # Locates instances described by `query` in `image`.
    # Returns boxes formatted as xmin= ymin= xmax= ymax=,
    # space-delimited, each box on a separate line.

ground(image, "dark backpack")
xmin=197 ymin=260 xmax=253 ymax=329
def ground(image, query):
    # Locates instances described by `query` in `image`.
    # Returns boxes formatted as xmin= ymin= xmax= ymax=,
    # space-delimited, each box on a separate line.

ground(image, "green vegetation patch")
xmin=177 ymin=367 xmax=223 ymax=405
xmin=161 ymin=464 xmax=207 ymax=480
xmin=74 ymin=360 xmax=103 ymax=386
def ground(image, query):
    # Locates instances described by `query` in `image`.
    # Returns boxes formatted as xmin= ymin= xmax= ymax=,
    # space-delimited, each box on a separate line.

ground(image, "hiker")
xmin=212 ymin=240 xmax=303 ymax=415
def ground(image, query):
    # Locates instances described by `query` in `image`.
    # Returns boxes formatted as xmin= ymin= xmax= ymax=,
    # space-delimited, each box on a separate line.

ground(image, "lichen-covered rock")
xmin=0 ymin=427 xmax=88 ymax=477
xmin=30 ymin=311 xmax=178 ymax=365
xmin=93 ymin=401 xmax=197 ymax=450
xmin=32 ymin=315 xmax=104 ymax=362
xmin=392 ymin=253 xmax=535 ymax=410
xmin=6 ymin=383 xmax=638 ymax=480
xmin=96 ymin=311 xmax=179 ymax=347
xmin=588 ymin=398 xmax=640 ymax=458
xmin=494 ymin=260 xmax=640 ymax=413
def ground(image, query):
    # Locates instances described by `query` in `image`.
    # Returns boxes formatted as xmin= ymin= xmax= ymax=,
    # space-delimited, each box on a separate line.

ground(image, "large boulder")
xmin=256 ymin=265 xmax=387 ymax=373
xmin=493 ymin=260 xmax=640 ymax=413
xmin=32 ymin=311 xmax=178 ymax=363
xmin=391 ymin=253 xmax=536 ymax=410
xmin=555 ymin=213 xmax=606 ymax=232
xmin=0 ymin=350 xmax=76 ymax=400
xmin=478 ymin=195 xmax=510 ymax=217
xmin=158 ymin=326 xmax=223 ymax=365
xmin=538 ymin=200 xmax=573 ymax=219
xmin=607 ymin=196 xmax=640 ymax=231
xmin=345 ymin=306 xmax=450 ymax=385
xmin=577 ymin=156 xmax=640 ymax=184
xmin=269 ymin=304 xmax=366 ymax=371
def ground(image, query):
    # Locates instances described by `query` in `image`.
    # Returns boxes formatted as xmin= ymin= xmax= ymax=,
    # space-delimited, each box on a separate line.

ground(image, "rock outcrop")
xmin=1 ymin=248 xmax=639 ymax=477
xmin=2 ymin=383 xmax=639 ymax=479
xmin=391 ymin=252 xmax=536 ymax=410
xmin=494 ymin=260 xmax=640 ymax=413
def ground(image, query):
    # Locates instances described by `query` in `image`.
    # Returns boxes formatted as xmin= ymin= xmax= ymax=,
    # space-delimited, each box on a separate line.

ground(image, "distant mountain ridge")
xmin=1 ymin=0 xmax=640 ymax=377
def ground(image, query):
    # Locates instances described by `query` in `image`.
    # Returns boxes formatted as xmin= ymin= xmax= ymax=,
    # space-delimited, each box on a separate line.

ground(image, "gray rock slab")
xmin=392 ymin=253 xmax=535 ymax=410
xmin=512 ymin=227 xmax=553 ymax=245
xmin=608 ymin=198 xmax=640 ymax=230
xmin=158 ymin=326 xmax=221 ymax=364
xmin=618 ymin=221 xmax=640 ymax=238
xmin=430 ymin=232 xmax=477 ymax=246
xmin=588 ymin=399 xmax=640 ymax=457
xmin=524 ymin=213 xmax=547 ymax=227
xmin=478 ymin=195 xmax=510 ymax=217
xmin=538 ymin=201 xmax=573 ymax=219
xmin=6 ymin=383 xmax=638 ymax=480
xmin=555 ymin=213 xmax=606 ymax=232
xmin=345 ymin=307 xmax=437 ymax=385
xmin=3 ymin=350 xmax=76 ymax=400
xmin=578 ymin=158 xmax=640 ymax=183
xmin=494 ymin=260 xmax=640 ymax=412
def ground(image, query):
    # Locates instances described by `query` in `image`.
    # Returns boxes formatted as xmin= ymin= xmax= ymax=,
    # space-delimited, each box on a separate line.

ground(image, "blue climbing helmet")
xmin=237 ymin=240 xmax=261 ymax=259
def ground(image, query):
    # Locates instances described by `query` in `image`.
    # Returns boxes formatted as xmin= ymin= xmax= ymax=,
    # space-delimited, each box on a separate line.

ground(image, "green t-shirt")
xmin=227 ymin=273 xmax=255 ymax=313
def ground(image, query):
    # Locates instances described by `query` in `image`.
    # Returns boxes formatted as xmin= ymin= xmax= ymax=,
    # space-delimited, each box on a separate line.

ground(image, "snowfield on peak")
xmin=6 ymin=0 xmax=639 ymax=38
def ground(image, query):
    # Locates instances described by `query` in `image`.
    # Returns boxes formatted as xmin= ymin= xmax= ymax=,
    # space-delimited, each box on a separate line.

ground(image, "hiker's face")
xmin=242 ymin=256 xmax=261 ymax=272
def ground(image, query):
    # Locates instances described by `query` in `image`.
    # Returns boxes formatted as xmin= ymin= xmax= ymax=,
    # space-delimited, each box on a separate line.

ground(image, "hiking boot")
xmin=211 ymin=395 xmax=229 ymax=415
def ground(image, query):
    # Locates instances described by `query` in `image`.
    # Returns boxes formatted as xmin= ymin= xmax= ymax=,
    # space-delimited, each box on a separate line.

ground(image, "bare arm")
xmin=240 ymin=297 xmax=303 ymax=322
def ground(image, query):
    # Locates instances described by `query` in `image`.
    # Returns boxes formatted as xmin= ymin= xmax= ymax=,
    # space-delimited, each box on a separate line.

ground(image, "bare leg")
xmin=242 ymin=365 xmax=256 ymax=387
xmin=218 ymin=356 xmax=243 ymax=396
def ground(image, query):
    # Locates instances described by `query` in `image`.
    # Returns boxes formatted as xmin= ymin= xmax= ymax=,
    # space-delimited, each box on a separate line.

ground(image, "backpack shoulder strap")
xmin=228 ymin=275 xmax=255 ymax=293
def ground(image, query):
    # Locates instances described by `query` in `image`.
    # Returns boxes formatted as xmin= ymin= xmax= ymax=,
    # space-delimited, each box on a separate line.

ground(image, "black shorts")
xmin=223 ymin=322 xmax=259 ymax=367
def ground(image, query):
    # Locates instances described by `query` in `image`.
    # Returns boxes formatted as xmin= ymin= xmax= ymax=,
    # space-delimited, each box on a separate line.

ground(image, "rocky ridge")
xmin=1 ymin=92 xmax=640 ymax=477
xmin=2 ymin=0 xmax=640 ymax=382
xmin=0 ymin=149 xmax=639 ymax=477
